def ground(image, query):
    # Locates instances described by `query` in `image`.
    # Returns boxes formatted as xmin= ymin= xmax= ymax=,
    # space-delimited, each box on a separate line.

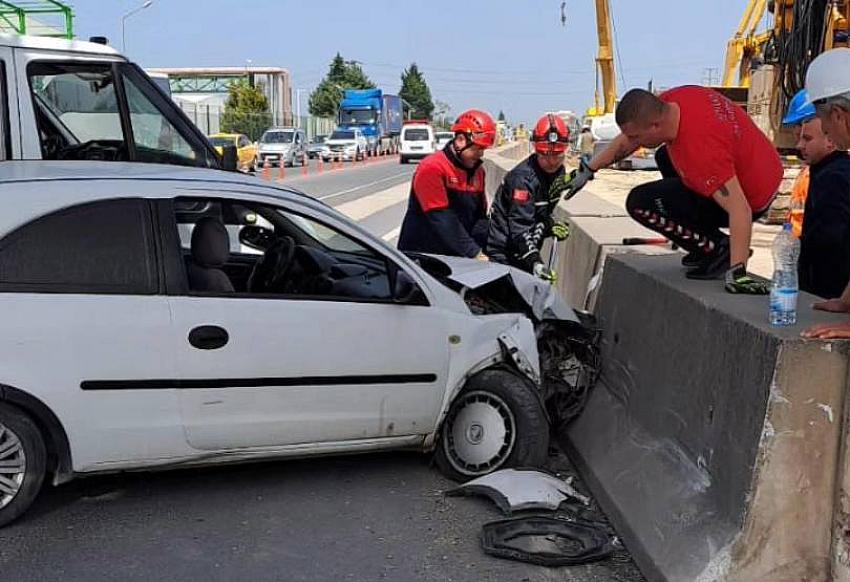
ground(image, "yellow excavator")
xmin=722 ymin=0 xmax=850 ymax=147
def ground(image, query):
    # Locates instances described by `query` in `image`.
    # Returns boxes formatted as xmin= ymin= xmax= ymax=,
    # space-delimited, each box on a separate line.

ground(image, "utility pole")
xmin=702 ymin=67 xmax=720 ymax=86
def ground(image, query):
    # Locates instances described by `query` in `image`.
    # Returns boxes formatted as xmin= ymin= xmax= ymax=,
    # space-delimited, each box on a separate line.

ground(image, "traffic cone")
xmin=262 ymin=157 xmax=271 ymax=181
xmin=318 ymin=156 xmax=324 ymax=173
xmin=301 ymin=154 xmax=308 ymax=177
xmin=278 ymin=161 xmax=286 ymax=181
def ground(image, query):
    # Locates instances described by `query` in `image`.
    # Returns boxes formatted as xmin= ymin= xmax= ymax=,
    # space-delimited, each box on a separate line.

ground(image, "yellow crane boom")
xmin=593 ymin=0 xmax=617 ymax=115
xmin=722 ymin=0 xmax=768 ymax=87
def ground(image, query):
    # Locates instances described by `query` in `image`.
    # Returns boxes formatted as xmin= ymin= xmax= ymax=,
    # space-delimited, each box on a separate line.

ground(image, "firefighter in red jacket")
xmin=397 ymin=109 xmax=497 ymax=258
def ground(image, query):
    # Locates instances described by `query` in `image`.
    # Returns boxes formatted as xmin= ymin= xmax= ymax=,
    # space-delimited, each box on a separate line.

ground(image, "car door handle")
xmin=188 ymin=325 xmax=229 ymax=350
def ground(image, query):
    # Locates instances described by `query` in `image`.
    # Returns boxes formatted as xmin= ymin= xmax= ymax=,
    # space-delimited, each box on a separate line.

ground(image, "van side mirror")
xmin=221 ymin=144 xmax=238 ymax=172
xmin=393 ymin=270 xmax=426 ymax=305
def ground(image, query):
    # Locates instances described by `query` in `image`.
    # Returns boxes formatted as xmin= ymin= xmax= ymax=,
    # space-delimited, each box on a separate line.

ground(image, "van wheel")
xmin=400 ymin=156 xmax=408 ymax=164
xmin=0 ymin=402 xmax=46 ymax=528
xmin=435 ymin=369 xmax=549 ymax=482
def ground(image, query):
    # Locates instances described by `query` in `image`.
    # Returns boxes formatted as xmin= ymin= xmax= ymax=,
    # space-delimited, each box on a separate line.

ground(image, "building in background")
xmin=146 ymin=66 xmax=292 ymax=135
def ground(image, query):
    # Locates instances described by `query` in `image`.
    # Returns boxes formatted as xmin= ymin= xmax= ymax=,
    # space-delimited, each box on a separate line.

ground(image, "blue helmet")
xmin=783 ymin=89 xmax=816 ymax=125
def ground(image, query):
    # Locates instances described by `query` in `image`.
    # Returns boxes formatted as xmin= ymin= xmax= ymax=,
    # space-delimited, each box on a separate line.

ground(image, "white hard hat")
xmin=805 ymin=48 xmax=850 ymax=103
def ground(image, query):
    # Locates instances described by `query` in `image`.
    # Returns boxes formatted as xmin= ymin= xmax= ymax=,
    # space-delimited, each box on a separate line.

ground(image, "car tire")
xmin=435 ymin=368 xmax=549 ymax=482
xmin=0 ymin=402 xmax=47 ymax=528
xmin=249 ymin=157 xmax=257 ymax=173
xmin=400 ymin=156 xmax=407 ymax=164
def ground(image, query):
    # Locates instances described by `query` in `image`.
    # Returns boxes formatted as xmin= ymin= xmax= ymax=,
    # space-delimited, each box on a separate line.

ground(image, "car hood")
xmin=325 ymin=139 xmax=358 ymax=146
xmin=418 ymin=254 xmax=580 ymax=323
xmin=259 ymin=143 xmax=291 ymax=151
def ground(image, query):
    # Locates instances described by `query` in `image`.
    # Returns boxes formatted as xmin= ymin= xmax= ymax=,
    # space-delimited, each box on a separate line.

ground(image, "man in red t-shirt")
xmin=567 ymin=86 xmax=783 ymax=293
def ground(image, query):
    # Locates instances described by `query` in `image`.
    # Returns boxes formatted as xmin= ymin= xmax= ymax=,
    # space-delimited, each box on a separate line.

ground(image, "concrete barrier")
xmin=562 ymin=253 xmax=850 ymax=582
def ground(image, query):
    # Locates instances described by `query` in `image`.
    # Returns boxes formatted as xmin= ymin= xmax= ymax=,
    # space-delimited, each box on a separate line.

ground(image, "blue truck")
xmin=337 ymin=89 xmax=403 ymax=156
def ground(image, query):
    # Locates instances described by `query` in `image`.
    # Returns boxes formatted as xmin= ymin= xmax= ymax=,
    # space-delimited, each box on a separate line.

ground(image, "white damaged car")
xmin=0 ymin=162 xmax=599 ymax=526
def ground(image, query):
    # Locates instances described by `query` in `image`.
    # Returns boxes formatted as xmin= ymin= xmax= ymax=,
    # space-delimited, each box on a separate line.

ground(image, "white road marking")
xmin=382 ymin=227 xmax=401 ymax=241
xmin=318 ymin=172 xmax=411 ymax=202
xmin=334 ymin=182 xmax=410 ymax=221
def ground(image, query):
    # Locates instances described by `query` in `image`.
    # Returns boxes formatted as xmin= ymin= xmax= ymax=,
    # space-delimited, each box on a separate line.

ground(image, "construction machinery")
xmin=584 ymin=0 xmax=617 ymax=117
xmin=723 ymin=0 xmax=850 ymax=149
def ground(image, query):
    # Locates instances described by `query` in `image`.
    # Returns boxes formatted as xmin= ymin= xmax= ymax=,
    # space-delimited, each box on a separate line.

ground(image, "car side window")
xmin=171 ymin=197 xmax=396 ymax=302
xmin=0 ymin=199 xmax=156 ymax=294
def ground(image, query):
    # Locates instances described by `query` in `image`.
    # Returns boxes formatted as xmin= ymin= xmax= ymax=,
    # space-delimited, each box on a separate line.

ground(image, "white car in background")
xmin=257 ymin=128 xmax=307 ymax=168
xmin=323 ymin=128 xmax=367 ymax=162
xmin=0 ymin=160 xmax=600 ymax=528
xmin=399 ymin=122 xmax=435 ymax=164
xmin=434 ymin=131 xmax=454 ymax=150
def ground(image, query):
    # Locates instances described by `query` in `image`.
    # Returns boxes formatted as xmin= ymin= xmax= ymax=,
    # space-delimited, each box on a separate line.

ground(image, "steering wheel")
xmin=55 ymin=140 xmax=127 ymax=161
xmin=247 ymin=236 xmax=296 ymax=293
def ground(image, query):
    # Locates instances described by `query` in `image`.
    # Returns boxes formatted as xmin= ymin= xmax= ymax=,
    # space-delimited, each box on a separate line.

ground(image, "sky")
xmin=71 ymin=0 xmax=760 ymax=125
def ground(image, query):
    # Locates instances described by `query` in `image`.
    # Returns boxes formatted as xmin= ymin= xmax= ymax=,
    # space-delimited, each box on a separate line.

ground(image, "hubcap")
xmin=0 ymin=423 xmax=25 ymax=509
xmin=444 ymin=390 xmax=516 ymax=476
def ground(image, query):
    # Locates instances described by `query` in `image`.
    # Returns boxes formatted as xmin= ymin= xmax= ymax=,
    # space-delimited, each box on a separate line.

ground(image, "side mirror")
xmin=393 ymin=270 xmax=425 ymax=304
xmin=239 ymin=225 xmax=275 ymax=251
xmin=221 ymin=144 xmax=238 ymax=172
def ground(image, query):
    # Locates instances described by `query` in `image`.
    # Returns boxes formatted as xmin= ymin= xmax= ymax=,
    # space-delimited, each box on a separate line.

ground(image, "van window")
xmin=28 ymin=61 xmax=215 ymax=167
xmin=403 ymin=128 xmax=430 ymax=141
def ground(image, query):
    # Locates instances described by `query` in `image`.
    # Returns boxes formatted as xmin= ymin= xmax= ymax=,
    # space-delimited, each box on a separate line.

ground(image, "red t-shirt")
xmin=660 ymin=86 xmax=782 ymax=211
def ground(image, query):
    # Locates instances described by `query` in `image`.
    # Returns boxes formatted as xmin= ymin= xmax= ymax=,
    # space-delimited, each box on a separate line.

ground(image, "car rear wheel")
xmin=435 ymin=369 xmax=549 ymax=482
xmin=0 ymin=402 xmax=46 ymax=528
xmin=400 ymin=156 xmax=407 ymax=164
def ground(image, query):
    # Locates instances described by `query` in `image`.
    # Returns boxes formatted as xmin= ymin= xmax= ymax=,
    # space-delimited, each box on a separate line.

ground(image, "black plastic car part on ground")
xmin=480 ymin=514 xmax=615 ymax=567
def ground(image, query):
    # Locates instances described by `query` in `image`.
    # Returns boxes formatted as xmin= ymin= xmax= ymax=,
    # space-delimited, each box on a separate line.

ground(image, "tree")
xmin=399 ymin=63 xmax=434 ymax=120
xmin=498 ymin=110 xmax=506 ymax=122
xmin=308 ymin=54 xmax=376 ymax=118
xmin=220 ymin=80 xmax=272 ymax=141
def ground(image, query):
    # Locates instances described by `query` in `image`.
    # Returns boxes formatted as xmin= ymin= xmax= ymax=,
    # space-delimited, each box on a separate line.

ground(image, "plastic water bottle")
xmin=770 ymin=223 xmax=800 ymax=326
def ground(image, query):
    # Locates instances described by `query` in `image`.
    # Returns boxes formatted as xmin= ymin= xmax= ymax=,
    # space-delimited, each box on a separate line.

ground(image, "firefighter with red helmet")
xmin=398 ymin=109 xmax=497 ymax=258
xmin=486 ymin=113 xmax=571 ymax=281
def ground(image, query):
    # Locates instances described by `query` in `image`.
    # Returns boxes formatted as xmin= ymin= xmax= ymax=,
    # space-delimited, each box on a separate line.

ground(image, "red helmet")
xmin=531 ymin=113 xmax=570 ymax=154
xmin=451 ymin=109 xmax=497 ymax=149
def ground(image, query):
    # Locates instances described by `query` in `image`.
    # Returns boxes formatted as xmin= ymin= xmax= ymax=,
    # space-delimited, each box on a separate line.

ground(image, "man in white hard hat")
xmin=800 ymin=48 xmax=850 ymax=339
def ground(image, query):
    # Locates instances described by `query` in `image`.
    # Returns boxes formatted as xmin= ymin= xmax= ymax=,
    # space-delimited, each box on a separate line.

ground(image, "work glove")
xmin=724 ymin=263 xmax=769 ymax=295
xmin=533 ymin=262 xmax=558 ymax=284
xmin=549 ymin=156 xmax=595 ymax=202
xmin=549 ymin=221 xmax=570 ymax=241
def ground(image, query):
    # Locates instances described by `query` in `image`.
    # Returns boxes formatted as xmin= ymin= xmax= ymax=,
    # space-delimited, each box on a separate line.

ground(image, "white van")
xmin=0 ymin=33 xmax=221 ymax=169
xmin=399 ymin=121 xmax=435 ymax=164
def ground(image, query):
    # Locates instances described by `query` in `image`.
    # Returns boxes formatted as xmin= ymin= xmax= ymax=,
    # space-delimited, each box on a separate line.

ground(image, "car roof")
xmin=0 ymin=33 xmax=122 ymax=57
xmin=0 ymin=161 xmax=311 ymax=201
xmin=0 ymin=161 xmax=327 ymax=235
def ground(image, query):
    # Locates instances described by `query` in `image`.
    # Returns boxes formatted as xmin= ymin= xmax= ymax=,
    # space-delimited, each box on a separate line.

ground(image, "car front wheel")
xmin=0 ymin=402 xmax=46 ymax=528
xmin=435 ymin=368 xmax=549 ymax=482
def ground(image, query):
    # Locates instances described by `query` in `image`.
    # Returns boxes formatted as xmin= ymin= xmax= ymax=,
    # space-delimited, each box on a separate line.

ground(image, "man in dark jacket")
xmin=397 ymin=109 xmax=497 ymax=258
xmin=795 ymin=116 xmax=850 ymax=298
xmin=487 ymin=113 xmax=571 ymax=281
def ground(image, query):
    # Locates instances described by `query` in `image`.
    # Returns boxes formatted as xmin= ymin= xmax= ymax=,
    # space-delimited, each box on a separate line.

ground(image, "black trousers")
xmin=625 ymin=147 xmax=731 ymax=255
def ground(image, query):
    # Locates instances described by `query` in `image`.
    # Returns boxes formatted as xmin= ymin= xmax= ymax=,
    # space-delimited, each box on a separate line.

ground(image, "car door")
xmin=158 ymin=195 xmax=451 ymax=452
xmin=0 ymin=195 xmax=184 ymax=471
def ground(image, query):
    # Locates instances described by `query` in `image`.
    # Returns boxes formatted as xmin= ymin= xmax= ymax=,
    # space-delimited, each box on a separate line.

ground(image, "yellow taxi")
xmin=208 ymin=133 xmax=258 ymax=172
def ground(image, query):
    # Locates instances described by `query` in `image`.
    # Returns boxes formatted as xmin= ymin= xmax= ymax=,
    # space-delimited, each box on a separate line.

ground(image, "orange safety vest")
xmin=788 ymin=167 xmax=809 ymax=238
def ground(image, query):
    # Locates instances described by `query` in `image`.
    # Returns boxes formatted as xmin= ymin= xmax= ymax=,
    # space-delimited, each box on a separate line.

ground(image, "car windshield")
xmin=436 ymin=132 xmax=453 ymax=141
xmin=404 ymin=128 xmax=430 ymax=141
xmin=261 ymin=131 xmax=294 ymax=144
xmin=209 ymin=136 xmax=236 ymax=147
xmin=330 ymin=130 xmax=355 ymax=140
xmin=341 ymin=109 xmax=376 ymax=124
xmin=312 ymin=135 xmax=327 ymax=144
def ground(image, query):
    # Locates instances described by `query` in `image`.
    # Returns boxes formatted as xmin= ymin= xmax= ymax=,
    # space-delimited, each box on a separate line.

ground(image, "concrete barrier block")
xmin=563 ymin=254 xmax=850 ymax=582
xmin=552 ymin=209 xmax=675 ymax=311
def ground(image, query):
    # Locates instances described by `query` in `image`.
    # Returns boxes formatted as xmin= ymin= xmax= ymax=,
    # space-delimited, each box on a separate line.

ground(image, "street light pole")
xmin=295 ymin=88 xmax=309 ymax=129
xmin=121 ymin=0 xmax=154 ymax=54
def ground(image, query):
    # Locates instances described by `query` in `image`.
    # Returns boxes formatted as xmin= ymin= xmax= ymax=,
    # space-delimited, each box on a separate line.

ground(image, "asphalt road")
xmin=0 ymin=157 xmax=645 ymax=582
